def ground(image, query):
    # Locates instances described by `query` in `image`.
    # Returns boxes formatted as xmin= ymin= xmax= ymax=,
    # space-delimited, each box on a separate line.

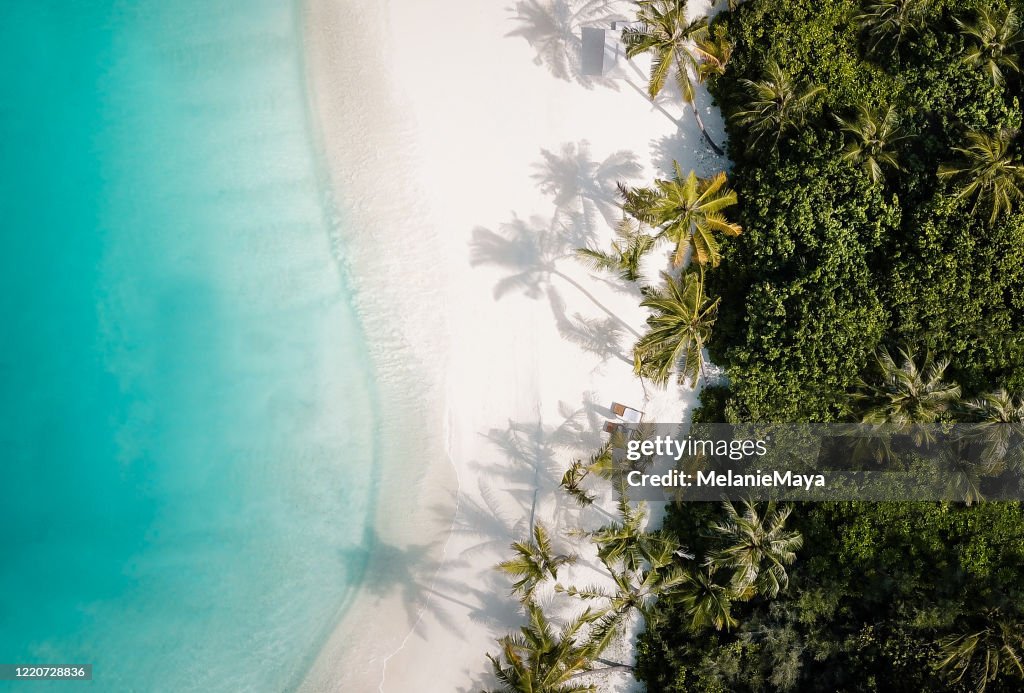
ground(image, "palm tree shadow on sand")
xmin=547 ymin=286 xmax=632 ymax=365
xmin=339 ymin=526 xmax=513 ymax=636
xmin=474 ymin=400 xmax=608 ymax=527
xmin=506 ymin=0 xmax=625 ymax=89
xmin=532 ymin=140 xmax=642 ymax=233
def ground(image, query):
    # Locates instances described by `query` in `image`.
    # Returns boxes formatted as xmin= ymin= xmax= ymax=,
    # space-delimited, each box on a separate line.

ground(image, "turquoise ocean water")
xmin=0 ymin=2 xmax=377 ymax=690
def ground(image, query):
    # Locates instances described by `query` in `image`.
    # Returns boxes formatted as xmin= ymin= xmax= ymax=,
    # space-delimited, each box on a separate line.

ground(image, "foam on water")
xmin=0 ymin=1 xmax=377 ymax=689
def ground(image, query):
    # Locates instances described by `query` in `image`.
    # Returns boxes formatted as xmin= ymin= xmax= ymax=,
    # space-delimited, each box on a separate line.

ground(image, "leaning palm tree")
xmin=851 ymin=346 xmax=962 ymax=432
xmin=633 ymin=269 xmax=720 ymax=388
xmin=938 ymin=128 xmax=1024 ymax=223
xmin=622 ymin=1 xmax=725 ymax=153
xmin=677 ymin=564 xmax=738 ymax=631
xmin=708 ymin=500 xmax=803 ymax=599
xmin=955 ymin=6 xmax=1023 ymax=87
xmin=732 ymin=60 xmax=825 ymax=149
xmin=575 ymin=219 xmax=655 ymax=283
xmin=619 ymin=163 xmax=741 ymax=267
xmin=497 ymin=523 xmax=578 ymax=602
xmin=934 ymin=615 xmax=1024 ymax=693
xmin=834 ymin=105 xmax=907 ymax=184
xmin=855 ymin=0 xmax=930 ymax=55
xmin=485 ymin=602 xmax=600 ymax=693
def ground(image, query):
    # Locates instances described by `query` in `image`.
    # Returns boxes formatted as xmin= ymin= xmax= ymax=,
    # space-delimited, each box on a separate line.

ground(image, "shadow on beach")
xmin=506 ymin=0 xmax=626 ymax=89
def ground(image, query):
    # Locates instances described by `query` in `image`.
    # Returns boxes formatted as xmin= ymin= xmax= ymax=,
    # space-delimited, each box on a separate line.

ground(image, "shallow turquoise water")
xmin=0 ymin=2 xmax=376 ymax=690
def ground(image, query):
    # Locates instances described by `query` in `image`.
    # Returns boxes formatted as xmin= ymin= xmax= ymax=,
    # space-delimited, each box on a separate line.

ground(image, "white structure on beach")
xmin=580 ymin=22 xmax=643 ymax=79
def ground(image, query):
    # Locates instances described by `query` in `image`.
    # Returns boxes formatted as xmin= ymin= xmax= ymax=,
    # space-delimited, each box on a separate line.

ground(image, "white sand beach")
xmin=300 ymin=0 xmax=726 ymax=690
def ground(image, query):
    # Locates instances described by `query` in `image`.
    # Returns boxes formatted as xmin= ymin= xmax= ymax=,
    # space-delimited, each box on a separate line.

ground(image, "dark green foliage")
xmin=705 ymin=0 xmax=1024 ymax=420
xmin=638 ymin=502 xmax=1024 ymax=692
xmin=638 ymin=0 xmax=1024 ymax=690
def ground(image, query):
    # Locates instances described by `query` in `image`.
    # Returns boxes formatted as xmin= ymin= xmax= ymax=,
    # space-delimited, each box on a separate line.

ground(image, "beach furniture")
xmin=580 ymin=25 xmax=632 ymax=79
xmin=610 ymin=402 xmax=644 ymax=424
xmin=603 ymin=421 xmax=622 ymax=434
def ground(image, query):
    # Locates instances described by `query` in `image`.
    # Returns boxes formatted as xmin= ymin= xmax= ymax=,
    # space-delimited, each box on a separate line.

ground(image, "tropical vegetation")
xmin=480 ymin=0 xmax=1024 ymax=690
xmin=636 ymin=0 xmax=1024 ymax=690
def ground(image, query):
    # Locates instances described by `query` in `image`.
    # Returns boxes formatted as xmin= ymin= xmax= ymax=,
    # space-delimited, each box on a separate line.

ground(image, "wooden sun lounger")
xmin=610 ymin=402 xmax=644 ymax=424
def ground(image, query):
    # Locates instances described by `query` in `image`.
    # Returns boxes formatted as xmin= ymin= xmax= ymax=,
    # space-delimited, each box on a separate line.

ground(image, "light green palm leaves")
xmin=939 ymin=128 xmax=1024 ymax=223
xmin=732 ymin=60 xmax=825 ymax=149
xmin=934 ymin=616 xmax=1024 ymax=693
xmin=956 ymin=6 xmax=1023 ymax=87
xmin=855 ymin=0 xmax=930 ymax=55
xmin=676 ymin=565 xmax=738 ymax=631
xmin=560 ymin=496 xmax=691 ymax=642
xmin=485 ymin=601 xmax=600 ymax=693
xmin=852 ymin=346 xmax=962 ymax=426
xmin=708 ymin=500 xmax=803 ymax=599
xmin=834 ymin=105 xmax=907 ymax=184
xmin=622 ymin=1 xmax=714 ymax=103
xmin=961 ymin=389 xmax=1024 ymax=473
xmin=633 ymin=269 xmax=720 ymax=388
xmin=575 ymin=219 xmax=655 ymax=283
xmin=622 ymin=1 xmax=729 ymax=153
xmin=497 ymin=523 xmax=577 ymax=602
xmin=620 ymin=163 xmax=741 ymax=267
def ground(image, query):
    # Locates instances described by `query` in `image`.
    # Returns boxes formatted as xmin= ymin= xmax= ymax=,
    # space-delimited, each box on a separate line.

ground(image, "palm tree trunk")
xmin=595 ymin=657 xmax=634 ymax=671
xmin=567 ymin=659 xmax=635 ymax=680
xmin=691 ymin=101 xmax=725 ymax=156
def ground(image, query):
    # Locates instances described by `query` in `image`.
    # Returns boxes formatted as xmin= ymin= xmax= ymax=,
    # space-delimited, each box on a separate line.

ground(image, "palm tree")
xmin=851 ymin=346 xmax=962 ymax=432
xmin=961 ymin=389 xmax=1024 ymax=473
xmin=633 ymin=269 xmax=720 ymax=388
xmin=677 ymin=565 xmax=738 ymax=631
xmin=855 ymin=0 xmax=930 ymax=55
xmin=558 ymin=540 xmax=689 ymax=647
xmin=732 ymin=60 xmax=825 ymax=149
xmin=484 ymin=602 xmax=600 ymax=693
xmin=561 ymin=444 xmax=624 ymax=509
xmin=619 ymin=163 xmax=741 ymax=267
xmin=575 ymin=219 xmax=655 ymax=283
xmin=587 ymin=494 xmax=651 ymax=574
xmin=955 ymin=6 xmax=1023 ymax=87
xmin=695 ymin=28 xmax=733 ymax=82
xmin=708 ymin=500 xmax=803 ymax=599
xmin=497 ymin=523 xmax=578 ymax=602
xmin=938 ymin=128 xmax=1024 ymax=223
xmin=622 ymin=1 xmax=725 ymax=153
xmin=834 ymin=105 xmax=907 ymax=184
xmin=934 ymin=615 xmax=1024 ymax=693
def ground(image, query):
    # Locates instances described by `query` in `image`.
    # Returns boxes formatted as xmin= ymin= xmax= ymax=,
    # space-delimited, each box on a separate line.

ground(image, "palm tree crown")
xmin=855 ymin=0 xmax=930 ymax=55
xmin=732 ymin=60 xmax=825 ymax=149
xmin=575 ymin=219 xmax=655 ymax=284
xmin=708 ymin=500 xmax=803 ymax=599
xmin=834 ymin=105 xmax=906 ymax=184
xmin=677 ymin=565 xmax=738 ymax=631
xmin=497 ymin=523 xmax=577 ymax=602
xmin=934 ymin=614 xmax=1024 ymax=693
xmin=956 ymin=6 xmax=1024 ymax=87
xmin=961 ymin=389 xmax=1024 ymax=473
xmin=622 ymin=1 xmax=726 ymax=153
xmin=633 ymin=270 xmax=720 ymax=388
xmin=852 ymin=346 xmax=962 ymax=426
xmin=622 ymin=1 xmax=713 ymax=102
xmin=620 ymin=163 xmax=741 ymax=267
xmin=485 ymin=602 xmax=600 ymax=693
xmin=939 ymin=128 xmax=1024 ymax=223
